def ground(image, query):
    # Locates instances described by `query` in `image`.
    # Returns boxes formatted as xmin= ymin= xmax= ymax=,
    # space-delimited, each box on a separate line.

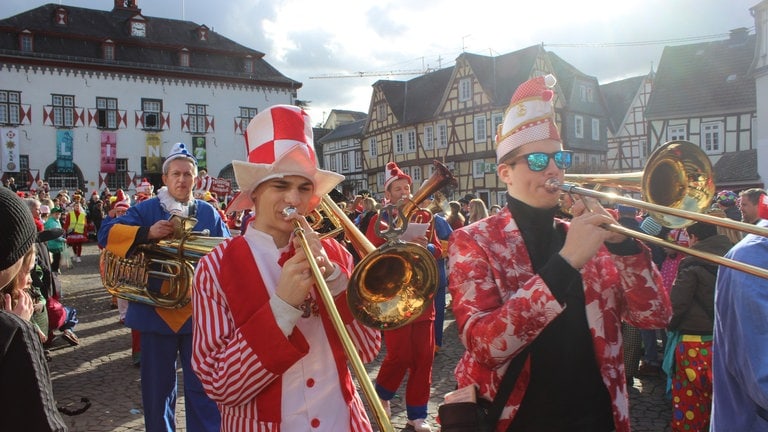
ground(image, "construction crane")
xmin=309 ymin=69 xmax=430 ymax=79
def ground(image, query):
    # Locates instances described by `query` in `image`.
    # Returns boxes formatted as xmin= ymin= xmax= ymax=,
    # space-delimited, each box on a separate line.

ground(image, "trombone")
xmin=553 ymin=140 xmax=768 ymax=279
xmin=286 ymin=160 xmax=456 ymax=431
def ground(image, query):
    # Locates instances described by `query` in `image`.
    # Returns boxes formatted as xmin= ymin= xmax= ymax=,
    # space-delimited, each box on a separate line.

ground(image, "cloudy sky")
xmin=2 ymin=0 xmax=760 ymax=125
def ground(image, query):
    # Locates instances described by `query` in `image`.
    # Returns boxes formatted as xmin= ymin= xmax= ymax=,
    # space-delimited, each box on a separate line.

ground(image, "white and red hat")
xmin=136 ymin=178 xmax=154 ymax=195
xmin=383 ymin=161 xmax=412 ymax=191
xmin=759 ymin=194 xmax=768 ymax=220
xmin=495 ymin=74 xmax=561 ymax=163
xmin=112 ymin=189 xmax=130 ymax=211
xmin=227 ymin=105 xmax=344 ymax=212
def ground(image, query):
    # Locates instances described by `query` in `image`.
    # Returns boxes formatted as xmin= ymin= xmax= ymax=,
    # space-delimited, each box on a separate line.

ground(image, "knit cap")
xmin=0 ymin=187 xmax=37 ymax=272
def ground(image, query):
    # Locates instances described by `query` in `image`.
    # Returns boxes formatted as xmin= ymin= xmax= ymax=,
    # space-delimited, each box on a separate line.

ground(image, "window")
xmin=187 ymin=104 xmax=207 ymax=133
xmin=354 ymin=150 xmax=361 ymax=169
xmin=423 ymin=126 xmax=434 ymax=150
xmin=459 ymin=78 xmax=472 ymax=102
xmin=591 ymin=118 xmax=600 ymax=140
xmin=437 ymin=123 xmax=448 ymax=148
xmin=20 ymin=33 xmax=33 ymax=52
xmin=52 ymin=94 xmax=75 ymax=127
xmin=96 ymin=97 xmax=117 ymax=129
xmin=580 ymin=85 xmax=587 ymax=101
xmin=342 ymin=152 xmax=350 ymax=171
xmin=702 ymin=122 xmax=722 ymax=154
xmin=492 ymin=113 xmax=503 ymax=139
xmin=668 ymin=125 xmax=687 ymax=141
xmin=406 ymin=130 xmax=416 ymax=153
xmin=142 ymin=99 xmax=162 ymax=130
xmin=369 ymin=137 xmax=377 ymax=157
xmin=378 ymin=172 xmax=385 ymax=189
xmin=0 ymin=90 xmax=21 ymax=125
xmin=473 ymin=160 xmax=485 ymax=178
xmin=377 ymin=104 xmax=386 ymax=122
xmin=394 ymin=132 xmax=404 ymax=154
xmin=106 ymin=158 xmax=129 ymax=190
xmin=587 ymin=87 xmax=594 ymax=103
xmin=102 ymin=41 xmax=115 ymax=61
xmin=574 ymin=115 xmax=584 ymax=139
xmin=327 ymin=154 xmax=337 ymax=172
xmin=243 ymin=57 xmax=254 ymax=73
xmin=474 ymin=116 xmax=487 ymax=143
xmin=238 ymin=106 xmax=257 ymax=133
xmin=412 ymin=166 xmax=422 ymax=184
xmin=179 ymin=49 xmax=190 ymax=67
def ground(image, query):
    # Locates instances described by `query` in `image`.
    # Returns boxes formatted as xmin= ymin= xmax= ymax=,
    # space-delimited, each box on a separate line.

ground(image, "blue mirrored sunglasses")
xmin=513 ymin=151 xmax=573 ymax=172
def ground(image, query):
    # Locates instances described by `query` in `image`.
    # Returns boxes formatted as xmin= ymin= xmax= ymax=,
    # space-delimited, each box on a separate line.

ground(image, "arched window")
xmin=44 ymin=163 xmax=85 ymax=191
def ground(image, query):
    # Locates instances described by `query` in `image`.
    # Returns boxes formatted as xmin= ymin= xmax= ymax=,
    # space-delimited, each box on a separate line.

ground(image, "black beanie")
xmin=0 ymin=187 xmax=37 ymax=271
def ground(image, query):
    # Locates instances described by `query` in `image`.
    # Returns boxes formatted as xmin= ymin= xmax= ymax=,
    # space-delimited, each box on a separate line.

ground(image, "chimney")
xmin=113 ymin=0 xmax=141 ymax=13
xmin=729 ymin=27 xmax=749 ymax=45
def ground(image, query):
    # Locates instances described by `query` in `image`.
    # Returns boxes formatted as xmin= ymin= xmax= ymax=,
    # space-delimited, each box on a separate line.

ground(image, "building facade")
xmin=0 ymin=1 xmax=299 ymax=195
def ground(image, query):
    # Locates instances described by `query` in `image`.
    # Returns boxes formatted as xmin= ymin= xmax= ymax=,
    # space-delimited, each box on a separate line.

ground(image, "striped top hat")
xmin=227 ymin=105 xmax=344 ymax=211
xmin=496 ymin=74 xmax=561 ymax=163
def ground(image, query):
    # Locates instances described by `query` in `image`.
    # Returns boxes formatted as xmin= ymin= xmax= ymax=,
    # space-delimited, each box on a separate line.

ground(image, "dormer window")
xmin=179 ymin=49 xmax=190 ymax=67
xmin=54 ymin=7 xmax=69 ymax=25
xmin=102 ymin=39 xmax=115 ymax=61
xmin=243 ymin=56 xmax=254 ymax=73
xmin=19 ymin=31 xmax=33 ymax=52
xmin=197 ymin=26 xmax=209 ymax=42
xmin=130 ymin=17 xmax=146 ymax=37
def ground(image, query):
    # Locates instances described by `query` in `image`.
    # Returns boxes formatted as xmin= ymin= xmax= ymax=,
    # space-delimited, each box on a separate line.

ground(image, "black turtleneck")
xmin=505 ymin=195 xmax=615 ymax=432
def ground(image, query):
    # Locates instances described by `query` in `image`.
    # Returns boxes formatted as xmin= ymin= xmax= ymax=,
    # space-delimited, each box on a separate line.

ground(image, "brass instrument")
xmin=285 ymin=207 xmax=393 ymax=432
xmin=100 ymin=215 xmax=228 ymax=308
xmin=347 ymin=160 xmax=456 ymax=330
xmin=552 ymin=140 xmax=768 ymax=279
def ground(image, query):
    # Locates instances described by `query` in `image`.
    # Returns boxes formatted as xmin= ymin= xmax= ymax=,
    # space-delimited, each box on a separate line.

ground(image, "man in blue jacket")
xmin=99 ymin=142 xmax=229 ymax=432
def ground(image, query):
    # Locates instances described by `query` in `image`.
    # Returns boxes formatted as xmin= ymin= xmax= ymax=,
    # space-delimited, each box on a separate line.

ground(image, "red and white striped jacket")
xmin=192 ymin=234 xmax=381 ymax=431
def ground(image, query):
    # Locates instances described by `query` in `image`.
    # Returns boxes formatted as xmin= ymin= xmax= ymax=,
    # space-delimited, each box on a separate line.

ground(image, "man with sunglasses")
xmin=447 ymin=74 xmax=671 ymax=432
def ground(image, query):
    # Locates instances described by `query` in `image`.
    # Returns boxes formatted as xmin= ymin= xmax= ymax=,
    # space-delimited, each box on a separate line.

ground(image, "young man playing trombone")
xmin=447 ymin=74 xmax=671 ymax=432
xmin=191 ymin=105 xmax=381 ymax=432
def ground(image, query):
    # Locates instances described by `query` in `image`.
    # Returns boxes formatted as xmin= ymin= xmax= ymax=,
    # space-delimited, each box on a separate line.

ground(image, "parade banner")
xmin=1 ymin=128 xmax=20 ymax=172
xmin=192 ymin=136 xmax=207 ymax=170
xmin=145 ymin=133 xmax=162 ymax=173
xmin=100 ymin=131 xmax=117 ymax=173
xmin=56 ymin=129 xmax=74 ymax=172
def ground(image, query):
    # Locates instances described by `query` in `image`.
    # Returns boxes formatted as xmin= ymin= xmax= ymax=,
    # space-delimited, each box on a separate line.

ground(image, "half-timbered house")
xmin=363 ymin=45 xmax=572 ymax=206
xmin=602 ymin=73 xmax=654 ymax=173
xmin=646 ymin=27 xmax=760 ymax=190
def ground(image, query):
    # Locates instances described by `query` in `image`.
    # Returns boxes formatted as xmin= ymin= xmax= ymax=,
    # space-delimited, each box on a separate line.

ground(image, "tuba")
xmin=100 ymin=215 xmax=227 ymax=308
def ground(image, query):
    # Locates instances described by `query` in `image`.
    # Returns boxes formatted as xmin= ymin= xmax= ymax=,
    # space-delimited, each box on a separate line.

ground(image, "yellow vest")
xmin=67 ymin=211 xmax=86 ymax=234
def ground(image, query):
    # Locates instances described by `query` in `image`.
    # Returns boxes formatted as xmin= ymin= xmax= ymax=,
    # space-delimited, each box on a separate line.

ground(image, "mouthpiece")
xmin=544 ymin=178 xmax=562 ymax=193
xmin=282 ymin=206 xmax=298 ymax=218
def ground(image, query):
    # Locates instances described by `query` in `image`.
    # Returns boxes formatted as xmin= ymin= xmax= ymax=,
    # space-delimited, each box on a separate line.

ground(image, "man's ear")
xmin=497 ymin=163 xmax=514 ymax=184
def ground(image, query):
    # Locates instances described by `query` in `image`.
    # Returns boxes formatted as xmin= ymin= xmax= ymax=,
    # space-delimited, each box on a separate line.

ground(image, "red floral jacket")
xmin=447 ymin=208 xmax=671 ymax=432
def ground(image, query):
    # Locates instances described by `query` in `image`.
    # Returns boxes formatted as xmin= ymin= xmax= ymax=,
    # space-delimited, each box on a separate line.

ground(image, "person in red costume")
xmin=447 ymin=74 xmax=671 ymax=432
xmin=364 ymin=161 xmax=442 ymax=432
xmin=63 ymin=201 xmax=88 ymax=263
xmin=192 ymin=105 xmax=381 ymax=432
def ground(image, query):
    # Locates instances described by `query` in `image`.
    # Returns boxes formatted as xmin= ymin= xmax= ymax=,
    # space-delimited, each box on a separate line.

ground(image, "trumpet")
xmin=551 ymin=140 xmax=768 ymax=279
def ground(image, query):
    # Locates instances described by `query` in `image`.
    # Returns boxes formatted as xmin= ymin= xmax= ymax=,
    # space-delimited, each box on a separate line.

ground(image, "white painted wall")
xmin=3 ymin=64 xmax=294 ymax=190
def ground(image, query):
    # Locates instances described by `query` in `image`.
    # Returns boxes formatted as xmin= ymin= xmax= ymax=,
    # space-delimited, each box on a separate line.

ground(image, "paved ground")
xmin=49 ymin=242 xmax=672 ymax=431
